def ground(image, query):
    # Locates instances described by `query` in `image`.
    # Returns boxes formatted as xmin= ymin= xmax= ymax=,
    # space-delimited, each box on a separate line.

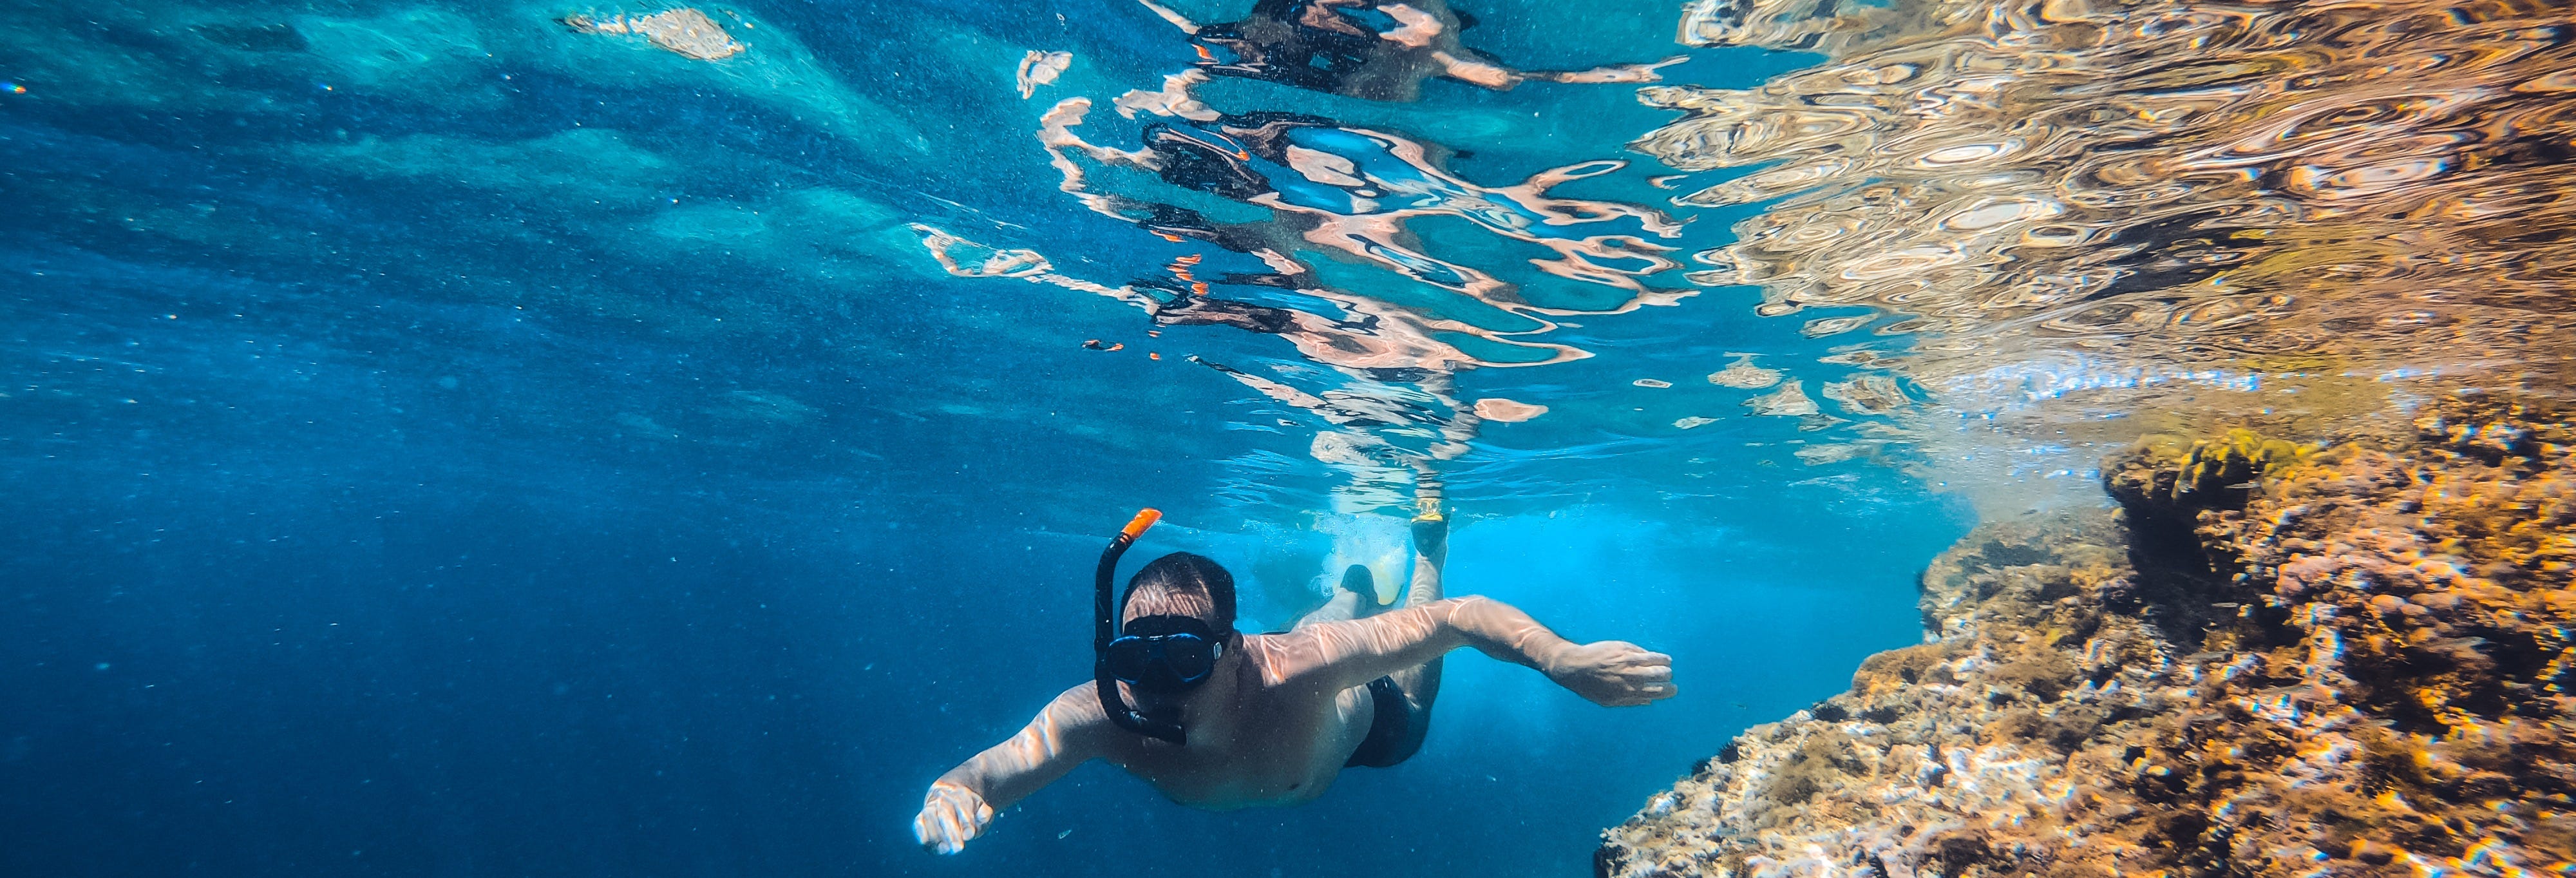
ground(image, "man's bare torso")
xmin=1065 ymin=628 xmax=1383 ymax=808
xmin=912 ymin=578 xmax=1675 ymax=855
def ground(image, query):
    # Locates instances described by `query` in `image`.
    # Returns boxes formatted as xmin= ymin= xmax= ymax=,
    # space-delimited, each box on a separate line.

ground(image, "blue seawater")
xmin=1 ymin=1 xmax=1973 ymax=875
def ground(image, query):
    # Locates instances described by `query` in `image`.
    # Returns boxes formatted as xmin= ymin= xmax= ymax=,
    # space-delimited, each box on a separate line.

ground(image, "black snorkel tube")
xmin=1095 ymin=508 xmax=1188 ymax=745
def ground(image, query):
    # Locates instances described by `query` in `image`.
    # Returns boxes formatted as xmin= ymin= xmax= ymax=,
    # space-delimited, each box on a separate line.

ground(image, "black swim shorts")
xmin=1343 ymin=675 xmax=1419 ymax=768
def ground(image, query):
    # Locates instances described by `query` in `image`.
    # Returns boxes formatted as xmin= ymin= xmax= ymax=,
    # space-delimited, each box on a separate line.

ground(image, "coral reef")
xmin=1600 ymin=397 xmax=2575 ymax=877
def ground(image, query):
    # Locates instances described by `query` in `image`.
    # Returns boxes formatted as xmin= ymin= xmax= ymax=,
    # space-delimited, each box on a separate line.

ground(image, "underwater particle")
xmin=1634 ymin=378 xmax=1673 ymax=388
xmin=561 ymin=9 xmax=746 ymax=61
xmin=1822 ymin=374 xmax=1909 ymax=415
xmin=1473 ymin=397 xmax=1548 ymax=423
xmin=1675 ymin=416 xmax=1718 ymax=429
xmin=1707 ymin=354 xmax=1783 ymax=389
xmin=1056 ymin=829 xmax=1072 ymax=839
xmin=1744 ymin=380 xmax=1820 ymax=417
xmin=1017 ymin=50 xmax=1073 ymax=99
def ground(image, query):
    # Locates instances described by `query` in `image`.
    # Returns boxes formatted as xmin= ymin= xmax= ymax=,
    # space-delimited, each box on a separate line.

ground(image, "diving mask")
xmin=1104 ymin=614 xmax=1224 ymax=692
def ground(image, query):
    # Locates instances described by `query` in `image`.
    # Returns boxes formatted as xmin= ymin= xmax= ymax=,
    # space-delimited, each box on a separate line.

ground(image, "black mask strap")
xmin=1095 ymin=510 xmax=1186 ymax=745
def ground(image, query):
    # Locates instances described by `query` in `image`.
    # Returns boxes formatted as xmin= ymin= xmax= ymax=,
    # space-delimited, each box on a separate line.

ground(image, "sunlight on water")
xmin=912 ymin=0 xmax=1703 ymax=511
xmin=914 ymin=0 xmax=1926 ymax=513
xmin=907 ymin=0 xmax=2576 ymax=515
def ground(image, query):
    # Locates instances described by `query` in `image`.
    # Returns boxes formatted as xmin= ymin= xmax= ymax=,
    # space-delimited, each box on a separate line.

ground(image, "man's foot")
xmin=1338 ymin=562 xmax=1386 ymax=614
xmin=1411 ymin=469 xmax=1446 ymax=523
xmin=1339 ymin=563 xmax=1378 ymax=599
xmin=1410 ymin=515 xmax=1447 ymax=558
xmin=1409 ymin=493 xmax=1448 ymax=559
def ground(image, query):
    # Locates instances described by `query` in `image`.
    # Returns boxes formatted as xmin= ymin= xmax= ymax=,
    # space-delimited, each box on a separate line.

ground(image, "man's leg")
xmin=1341 ymin=476 xmax=1450 ymax=769
xmin=1381 ymin=472 xmax=1448 ymax=755
xmin=1294 ymin=564 xmax=1375 ymax=629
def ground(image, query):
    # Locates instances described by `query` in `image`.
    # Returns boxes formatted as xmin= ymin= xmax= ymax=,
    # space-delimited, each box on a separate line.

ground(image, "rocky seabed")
xmin=1600 ymin=398 xmax=2575 ymax=878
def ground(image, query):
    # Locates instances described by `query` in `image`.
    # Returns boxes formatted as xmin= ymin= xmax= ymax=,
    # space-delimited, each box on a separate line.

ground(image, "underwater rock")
xmin=1601 ymin=397 xmax=2576 ymax=878
xmin=561 ymin=9 xmax=744 ymax=61
xmin=2106 ymin=428 xmax=2315 ymax=515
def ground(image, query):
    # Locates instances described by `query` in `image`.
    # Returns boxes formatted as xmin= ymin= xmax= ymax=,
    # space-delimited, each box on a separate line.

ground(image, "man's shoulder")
xmin=1042 ymin=680 xmax=1113 ymax=721
xmin=1238 ymin=624 xmax=1380 ymax=687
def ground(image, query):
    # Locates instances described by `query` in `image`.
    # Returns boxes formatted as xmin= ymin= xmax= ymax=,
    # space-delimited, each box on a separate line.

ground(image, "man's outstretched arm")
xmin=911 ymin=684 xmax=1110 ymax=854
xmin=1278 ymin=596 xmax=1675 ymax=706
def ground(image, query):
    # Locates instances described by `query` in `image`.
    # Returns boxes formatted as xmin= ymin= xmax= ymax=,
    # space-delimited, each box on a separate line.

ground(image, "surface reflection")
xmin=925 ymin=1 xmax=1700 ymax=509
xmin=1641 ymin=0 xmax=2576 ymax=423
xmin=1142 ymin=0 xmax=1681 ymax=99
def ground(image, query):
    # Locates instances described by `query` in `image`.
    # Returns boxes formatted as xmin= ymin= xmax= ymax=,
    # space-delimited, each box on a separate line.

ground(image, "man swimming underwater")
xmin=911 ymin=497 xmax=1677 ymax=854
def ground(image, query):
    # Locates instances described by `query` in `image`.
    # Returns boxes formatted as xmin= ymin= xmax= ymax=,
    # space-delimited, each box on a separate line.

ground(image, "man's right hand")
xmin=1543 ymin=640 xmax=1677 ymax=707
xmin=911 ymin=780 xmax=993 ymax=855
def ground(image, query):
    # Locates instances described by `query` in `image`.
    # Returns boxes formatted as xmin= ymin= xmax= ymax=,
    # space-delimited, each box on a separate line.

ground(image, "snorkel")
xmin=1095 ymin=508 xmax=1189 ymax=745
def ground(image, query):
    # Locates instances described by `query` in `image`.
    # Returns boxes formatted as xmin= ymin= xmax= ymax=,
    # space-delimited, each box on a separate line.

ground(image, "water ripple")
xmin=1641 ymin=0 xmax=2576 ymax=417
xmin=921 ymin=1 xmax=1709 ymax=510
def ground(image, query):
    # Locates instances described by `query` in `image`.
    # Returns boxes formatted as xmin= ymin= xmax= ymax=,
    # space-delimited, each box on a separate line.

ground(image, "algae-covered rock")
xmin=1601 ymin=397 xmax=2576 ymax=878
xmin=2107 ymin=428 xmax=2312 ymax=512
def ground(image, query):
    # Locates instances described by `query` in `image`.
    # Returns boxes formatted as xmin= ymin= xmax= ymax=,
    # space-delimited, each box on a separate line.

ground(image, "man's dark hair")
xmin=1121 ymin=551 xmax=1238 ymax=632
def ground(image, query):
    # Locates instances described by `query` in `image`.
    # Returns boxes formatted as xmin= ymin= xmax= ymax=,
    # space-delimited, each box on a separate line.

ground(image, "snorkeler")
xmin=911 ymin=493 xmax=1677 ymax=854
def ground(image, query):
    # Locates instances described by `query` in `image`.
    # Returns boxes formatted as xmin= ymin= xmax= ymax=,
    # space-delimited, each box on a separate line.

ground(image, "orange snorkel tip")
xmin=1097 ymin=506 xmax=1186 ymax=744
xmin=1120 ymin=508 xmax=1163 ymax=542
